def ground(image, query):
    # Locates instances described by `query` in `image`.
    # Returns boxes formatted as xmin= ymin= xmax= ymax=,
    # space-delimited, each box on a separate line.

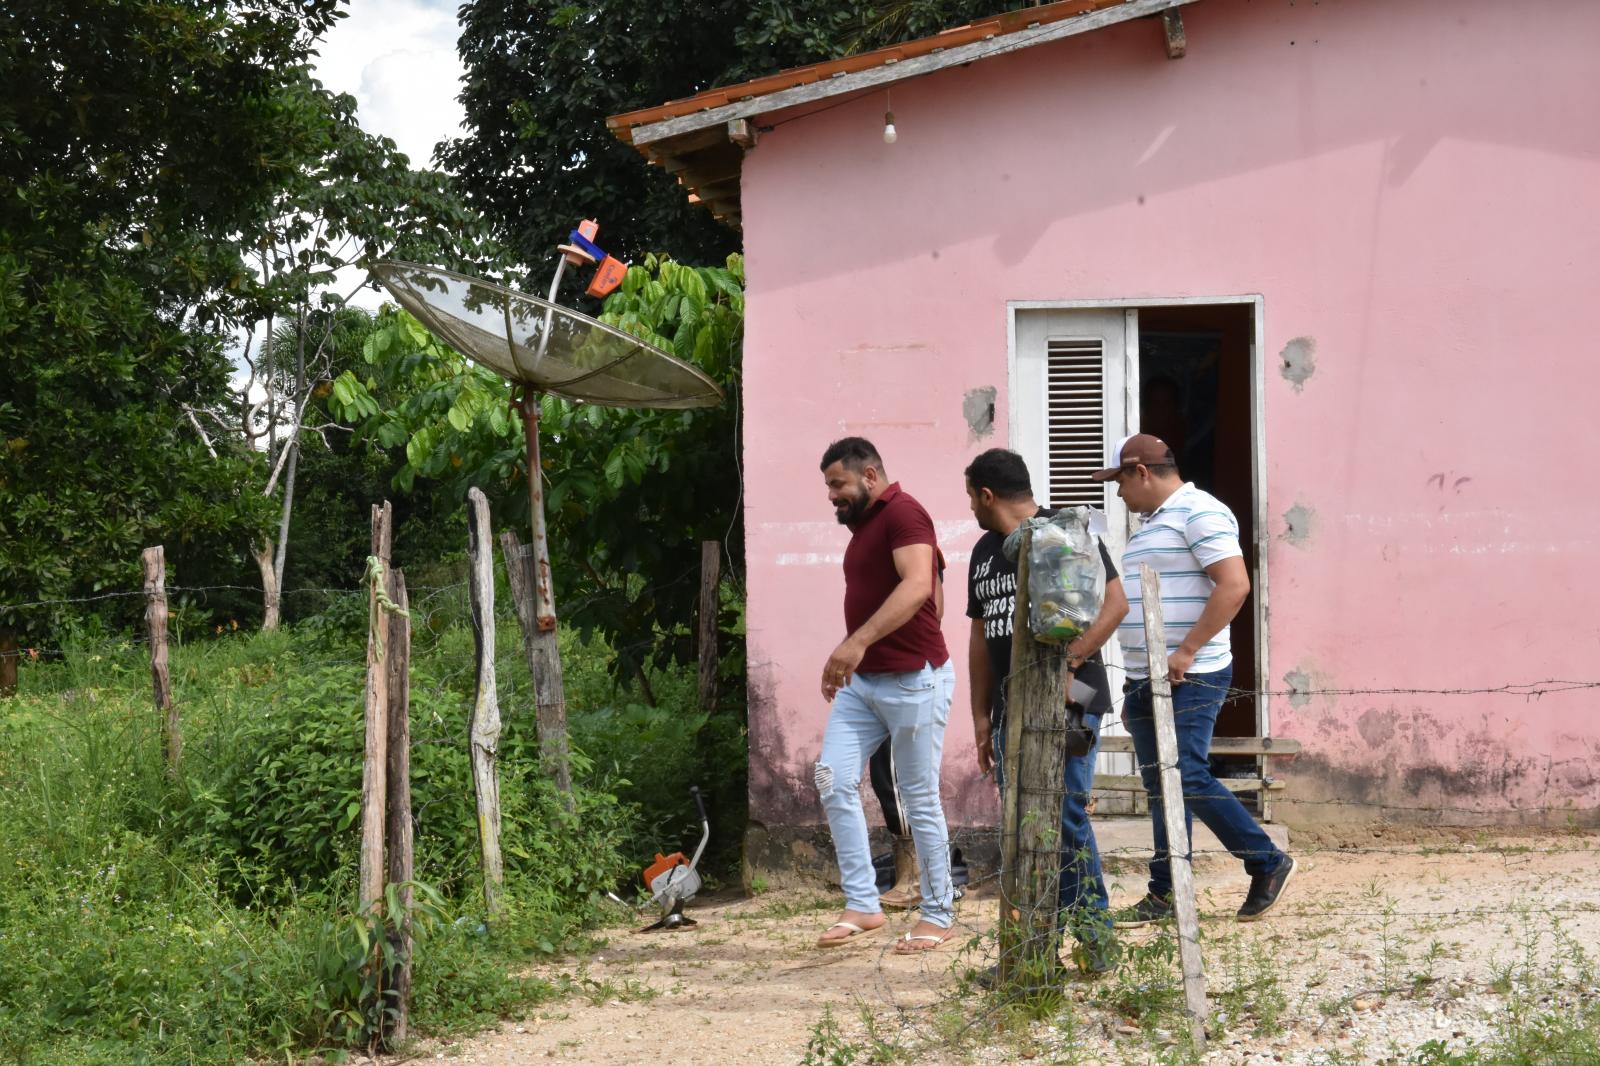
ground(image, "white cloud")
xmin=312 ymin=0 xmax=469 ymax=309
xmin=313 ymin=0 xmax=467 ymax=168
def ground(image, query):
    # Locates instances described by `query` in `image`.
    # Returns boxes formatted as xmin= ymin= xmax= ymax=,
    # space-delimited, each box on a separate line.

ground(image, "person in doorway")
xmin=1093 ymin=433 xmax=1294 ymax=925
xmin=814 ymin=437 xmax=958 ymax=953
xmin=964 ymin=448 xmax=1125 ymax=975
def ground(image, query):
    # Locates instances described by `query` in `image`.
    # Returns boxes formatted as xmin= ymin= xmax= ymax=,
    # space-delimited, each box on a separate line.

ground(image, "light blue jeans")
xmin=816 ymin=660 xmax=956 ymax=928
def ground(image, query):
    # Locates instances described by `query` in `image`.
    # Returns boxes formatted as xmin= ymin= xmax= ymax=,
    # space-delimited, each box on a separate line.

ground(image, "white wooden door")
xmin=1012 ymin=307 xmax=1139 ymax=782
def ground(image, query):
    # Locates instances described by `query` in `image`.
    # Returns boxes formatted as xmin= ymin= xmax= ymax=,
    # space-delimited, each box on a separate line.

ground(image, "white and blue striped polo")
xmin=1119 ymin=482 xmax=1243 ymax=679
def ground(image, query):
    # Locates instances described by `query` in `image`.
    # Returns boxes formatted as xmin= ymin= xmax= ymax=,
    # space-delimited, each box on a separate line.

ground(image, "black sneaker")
xmin=1111 ymin=894 xmax=1173 ymax=928
xmin=1237 ymin=855 xmax=1296 ymax=922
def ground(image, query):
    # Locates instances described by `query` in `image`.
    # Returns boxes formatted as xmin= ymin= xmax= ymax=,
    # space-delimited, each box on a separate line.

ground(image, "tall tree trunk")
xmin=270 ymin=309 xmax=308 ymax=598
xmin=254 ymin=540 xmax=280 ymax=630
xmin=271 ymin=440 xmax=299 ymax=594
xmin=633 ymin=660 xmax=658 ymax=707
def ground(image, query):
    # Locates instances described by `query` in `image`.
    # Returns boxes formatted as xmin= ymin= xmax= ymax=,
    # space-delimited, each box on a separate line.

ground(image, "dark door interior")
xmin=1135 ymin=304 xmax=1258 ymax=743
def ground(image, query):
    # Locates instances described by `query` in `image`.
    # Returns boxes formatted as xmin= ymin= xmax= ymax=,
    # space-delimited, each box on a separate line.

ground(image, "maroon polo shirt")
xmin=842 ymin=482 xmax=950 ymax=673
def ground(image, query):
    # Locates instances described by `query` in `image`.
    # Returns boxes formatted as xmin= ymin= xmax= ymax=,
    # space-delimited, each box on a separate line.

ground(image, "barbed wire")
xmin=0 ymin=582 xmax=476 ymax=612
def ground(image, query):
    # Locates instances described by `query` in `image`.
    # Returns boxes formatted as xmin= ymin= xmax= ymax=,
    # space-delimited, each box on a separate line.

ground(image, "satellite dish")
xmin=368 ymin=249 xmax=726 ymax=645
xmin=370 ymin=260 xmax=722 ymax=409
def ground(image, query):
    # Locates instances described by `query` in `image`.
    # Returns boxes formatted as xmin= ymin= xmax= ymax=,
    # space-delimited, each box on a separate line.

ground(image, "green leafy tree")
xmin=182 ymin=73 xmax=498 ymax=629
xmin=0 ymin=0 xmax=348 ymax=686
xmin=442 ymin=0 xmax=1023 ymax=267
xmin=331 ymin=255 xmax=745 ymax=687
xmin=279 ymin=308 xmax=465 ymax=616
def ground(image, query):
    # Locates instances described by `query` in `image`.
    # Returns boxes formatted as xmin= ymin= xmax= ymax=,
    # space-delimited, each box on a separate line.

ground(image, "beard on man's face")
xmin=833 ymin=486 xmax=870 ymax=526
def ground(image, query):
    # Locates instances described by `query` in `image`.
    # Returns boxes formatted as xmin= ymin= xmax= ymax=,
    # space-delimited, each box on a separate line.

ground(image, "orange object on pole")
xmin=586 ymin=255 xmax=627 ymax=298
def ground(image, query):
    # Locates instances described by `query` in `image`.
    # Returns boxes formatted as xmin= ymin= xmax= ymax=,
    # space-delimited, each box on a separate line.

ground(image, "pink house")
xmin=608 ymin=0 xmax=1600 ymax=869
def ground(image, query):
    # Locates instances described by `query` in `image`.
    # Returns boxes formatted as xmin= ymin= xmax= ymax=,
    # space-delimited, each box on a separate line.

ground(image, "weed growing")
xmin=801 ymin=1005 xmax=862 ymax=1066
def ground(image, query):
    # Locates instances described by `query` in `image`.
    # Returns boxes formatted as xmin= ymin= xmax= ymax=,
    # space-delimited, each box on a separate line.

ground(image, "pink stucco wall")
xmin=739 ymin=0 xmax=1600 ymax=829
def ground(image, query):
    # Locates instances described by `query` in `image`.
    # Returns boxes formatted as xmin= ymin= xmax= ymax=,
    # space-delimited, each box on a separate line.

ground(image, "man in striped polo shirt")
xmin=1093 ymin=434 xmax=1294 ymax=925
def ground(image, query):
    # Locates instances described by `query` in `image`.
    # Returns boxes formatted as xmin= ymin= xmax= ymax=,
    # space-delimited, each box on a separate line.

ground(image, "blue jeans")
xmin=993 ymin=715 xmax=1113 ymax=946
xmin=816 ymin=660 xmax=956 ymax=927
xmin=1122 ymin=666 xmax=1285 ymax=898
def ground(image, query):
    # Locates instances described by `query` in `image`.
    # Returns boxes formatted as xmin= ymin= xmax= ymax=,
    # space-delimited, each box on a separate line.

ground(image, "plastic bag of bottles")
xmin=1003 ymin=507 xmax=1105 ymax=643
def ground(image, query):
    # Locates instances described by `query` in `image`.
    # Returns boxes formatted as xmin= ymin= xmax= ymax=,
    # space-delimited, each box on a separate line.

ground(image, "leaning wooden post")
xmin=468 ymin=489 xmax=505 ymax=917
xmin=1140 ymin=563 xmax=1208 ymax=1046
xmin=499 ymin=530 xmax=573 ymax=808
xmin=383 ymin=568 xmax=413 ymax=1047
xmin=359 ymin=503 xmax=392 ymax=922
xmin=696 ymin=541 xmax=721 ymax=710
xmin=998 ymin=529 xmax=1072 ymax=985
xmin=141 ymin=546 xmax=179 ymax=776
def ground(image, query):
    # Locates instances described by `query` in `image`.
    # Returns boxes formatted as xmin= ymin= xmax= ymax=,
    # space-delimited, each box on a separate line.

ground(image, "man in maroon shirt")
xmin=814 ymin=437 xmax=957 ymax=953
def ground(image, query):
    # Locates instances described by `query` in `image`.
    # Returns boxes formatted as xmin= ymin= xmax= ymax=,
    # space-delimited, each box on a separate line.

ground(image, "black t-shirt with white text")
xmin=965 ymin=509 xmax=1117 ymax=725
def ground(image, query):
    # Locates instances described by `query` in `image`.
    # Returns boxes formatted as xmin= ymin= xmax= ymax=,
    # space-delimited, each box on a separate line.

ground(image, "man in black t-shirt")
xmin=964 ymin=449 xmax=1128 ymax=973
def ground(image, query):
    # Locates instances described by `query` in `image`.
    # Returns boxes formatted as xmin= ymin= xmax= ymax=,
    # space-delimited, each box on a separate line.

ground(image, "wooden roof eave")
xmin=614 ymin=0 xmax=1196 ymax=150
xmin=613 ymin=0 xmax=1198 ymax=230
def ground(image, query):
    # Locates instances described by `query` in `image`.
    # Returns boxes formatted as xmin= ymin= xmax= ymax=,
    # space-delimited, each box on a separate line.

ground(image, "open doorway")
xmin=1136 ymin=303 xmax=1259 ymax=747
xmin=1011 ymin=296 xmax=1269 ymax=806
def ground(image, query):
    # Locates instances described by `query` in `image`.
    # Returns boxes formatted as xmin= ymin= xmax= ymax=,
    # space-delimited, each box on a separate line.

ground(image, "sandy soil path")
xmin=382 ymin=832 xmax=1599 ymax=1065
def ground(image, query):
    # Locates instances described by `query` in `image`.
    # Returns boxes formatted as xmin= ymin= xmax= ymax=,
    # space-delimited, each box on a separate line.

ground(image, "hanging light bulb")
xmin=883 ymin=109 xmax=897 ymax=144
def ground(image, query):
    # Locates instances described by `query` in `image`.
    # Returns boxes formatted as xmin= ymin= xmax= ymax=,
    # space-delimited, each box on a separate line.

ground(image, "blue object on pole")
xmin=567 ymin=230 xmax=606 ymax=262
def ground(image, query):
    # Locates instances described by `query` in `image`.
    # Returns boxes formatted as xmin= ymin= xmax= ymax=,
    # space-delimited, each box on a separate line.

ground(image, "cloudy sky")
xmin=312 ymin=0 xmax=468 ymax=170
xmin=310 ymin=0 xmax=469 ymax=309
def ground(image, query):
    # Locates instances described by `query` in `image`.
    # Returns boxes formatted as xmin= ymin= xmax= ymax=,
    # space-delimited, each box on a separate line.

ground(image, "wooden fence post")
xmin=498 ymin=529 xmax=573 ymax=807
xmin=0 ymin=628 xmax=20 ymax=697
xmin=467 ymin=489 xmax=504 ymax=917
xmin=1139 ymin=563 xmax=1209 ymax=1047
xmin=383 ymin=568 xmax=413 ymax=1047
xmin=997 ymin=529 xmax=1073 ymax=984
xmin=359 ymin=503 xmax=392 ymax=922
xmin=141 ymin=546 xmax=179 ymax=776
xmin=697 ymin=541 xmax=720 ymax=710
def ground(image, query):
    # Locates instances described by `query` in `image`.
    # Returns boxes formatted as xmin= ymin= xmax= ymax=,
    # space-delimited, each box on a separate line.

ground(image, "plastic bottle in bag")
xmin=1026 ymin=509 xmax=1105 ymax=643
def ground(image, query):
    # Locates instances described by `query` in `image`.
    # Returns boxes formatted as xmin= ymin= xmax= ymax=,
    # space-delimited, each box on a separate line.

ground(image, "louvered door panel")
xmin=1014 ymin=306 xmax=1137 ymax=805
xmin=1046 ymin=338 xmax=1106 ymax=507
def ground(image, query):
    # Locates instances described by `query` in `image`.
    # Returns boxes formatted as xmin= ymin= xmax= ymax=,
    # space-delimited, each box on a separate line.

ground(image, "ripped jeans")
xmin=815 ymin=660 xmax=956 ymax=927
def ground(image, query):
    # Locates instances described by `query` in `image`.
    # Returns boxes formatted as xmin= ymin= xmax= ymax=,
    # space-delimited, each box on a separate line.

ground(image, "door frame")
xmin=1006 ymin=294 xmax=1269 ymax=735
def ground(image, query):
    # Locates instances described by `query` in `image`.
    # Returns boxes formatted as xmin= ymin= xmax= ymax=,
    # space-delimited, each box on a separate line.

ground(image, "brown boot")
xmin=878 ymin=838 xmax=920 ymax=909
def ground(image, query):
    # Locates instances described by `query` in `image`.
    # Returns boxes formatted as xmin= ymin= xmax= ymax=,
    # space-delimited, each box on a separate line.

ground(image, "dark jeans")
xmin=868 ymin=738 xmax=909 ymax=839
xmin=1122 ymin=666 xmax=1285 ymax=899
xmin=993 ymin=714 xmax=1113 ymax=946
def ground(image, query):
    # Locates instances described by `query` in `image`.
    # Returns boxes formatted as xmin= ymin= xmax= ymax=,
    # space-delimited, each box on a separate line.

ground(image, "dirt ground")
xmin=384 ymin=832 xmax=1599 ymax=1065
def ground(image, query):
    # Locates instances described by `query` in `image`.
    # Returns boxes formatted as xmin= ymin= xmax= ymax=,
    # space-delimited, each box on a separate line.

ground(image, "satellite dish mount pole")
xmin=514 ymin=235 xmax=590 ymax=632
xmin=517 ymin=388 xmax=557 ymax=632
